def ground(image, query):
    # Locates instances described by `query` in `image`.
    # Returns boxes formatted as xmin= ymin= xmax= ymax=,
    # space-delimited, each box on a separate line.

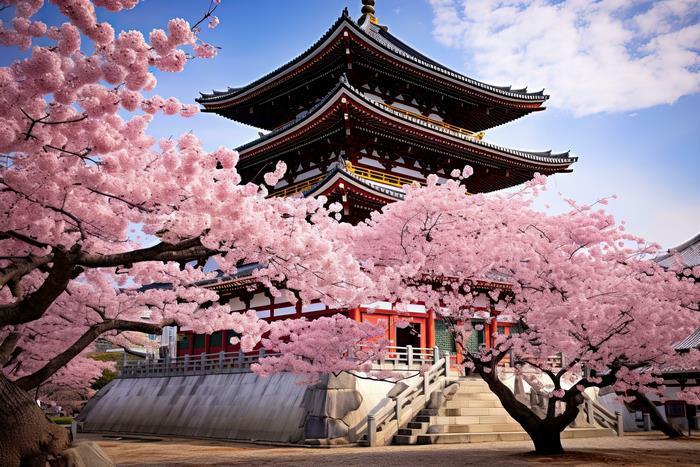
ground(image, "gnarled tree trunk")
xmin=479 ymin=368 xmax=580 ymax=455
xmin=0 ymin=373 xmax=70 ymax=466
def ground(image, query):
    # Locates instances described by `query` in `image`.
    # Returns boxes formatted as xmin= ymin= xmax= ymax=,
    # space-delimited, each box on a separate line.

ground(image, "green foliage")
xmin=86 ymin=351 xmax=122 ymax=362
xmin=91 ymin=368 xmax=117 ymax=391
xmin=49 ymin=416 xmax=73 ymax=425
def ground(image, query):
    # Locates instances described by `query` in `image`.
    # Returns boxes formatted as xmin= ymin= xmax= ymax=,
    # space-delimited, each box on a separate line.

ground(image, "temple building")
xmin=175 ymin=1 xmax=577 ymax=359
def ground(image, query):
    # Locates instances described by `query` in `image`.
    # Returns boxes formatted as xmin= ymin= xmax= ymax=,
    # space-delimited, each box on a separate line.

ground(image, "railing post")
xmin=433 ymin=346 xmax=440 ymax=364
xmin=219 ymin=351 xmax=224 ymax=371
xmin=367 ymin=415 xmax=377 ymax=447
xmin=184 ymin=354 xmax=190 ymax=374
xmin=395 ymin=396 xmax=402 ymax=425
xmin=258 ymin=347 xmax=266 ymax=360
xmin=237 ymin=350 xmax=244 ymax=368
xmin=443 ymin=350 xmax=450 ymax=377
xmin=406 ymin=345 xmax=413 ymax=367
xmin=423 ymin=373 xmax=430 ymax=405
xmin=120 ymin=351 xmax=127 ymax=377
xmin=643 ymin=413 xmax=651 ymax=431
xmin=616 ymin=411 xmax=624 ymax=437
xmin=585 ymin=399 xmax=594 ymax=425
xmin=200 ymin=352 xmax=206 ymax=373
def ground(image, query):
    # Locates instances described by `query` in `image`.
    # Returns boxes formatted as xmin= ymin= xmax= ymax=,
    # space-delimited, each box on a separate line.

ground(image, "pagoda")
xmin=176 ymin=1 xmax=577 ymax=358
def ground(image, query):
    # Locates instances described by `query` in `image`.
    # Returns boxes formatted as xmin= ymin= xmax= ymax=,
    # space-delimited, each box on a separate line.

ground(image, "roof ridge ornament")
xmin=361 ymin=0 xmax=379 ymax=25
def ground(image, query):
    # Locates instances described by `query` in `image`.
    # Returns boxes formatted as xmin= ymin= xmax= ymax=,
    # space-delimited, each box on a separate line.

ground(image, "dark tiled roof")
xmin=674 ymin=328 xmax=700 ymax=351
xmin=359 ymin=19 xmax=546 ymax=100
xmin=235 ymin=75 xmax=576 ymax=167
xmin=655 ymin=233 xmax=700 ymax=269
xmin=197 ymin=11 xmax=547 ymax=105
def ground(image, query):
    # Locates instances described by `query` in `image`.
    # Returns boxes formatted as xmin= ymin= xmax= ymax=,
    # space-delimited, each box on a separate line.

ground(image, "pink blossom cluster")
xmin=333 ymin=173 xmax=700 ymax=399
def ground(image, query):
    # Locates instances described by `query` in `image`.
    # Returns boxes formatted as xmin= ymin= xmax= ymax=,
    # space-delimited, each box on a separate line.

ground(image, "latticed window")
xmin=435 ymin=320 xmax=456 ymax=353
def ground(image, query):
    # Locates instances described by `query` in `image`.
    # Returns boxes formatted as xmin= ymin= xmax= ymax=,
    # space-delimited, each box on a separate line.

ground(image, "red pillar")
xmin=488 ymin=310 xmax=498 ymax=348
xmin=426 ymin=309 xmax=435 ymax=348
xmin=221 ymin=330 xmax=228 ymax=352
xmin=188 ymin=332 xmax=194 ymax=356
xmin=349 ymin=307 xmax=361 ymax=322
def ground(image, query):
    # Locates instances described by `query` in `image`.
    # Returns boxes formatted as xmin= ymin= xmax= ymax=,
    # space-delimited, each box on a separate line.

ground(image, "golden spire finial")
xmin=361 ymin=0 xmax=378 ymax=24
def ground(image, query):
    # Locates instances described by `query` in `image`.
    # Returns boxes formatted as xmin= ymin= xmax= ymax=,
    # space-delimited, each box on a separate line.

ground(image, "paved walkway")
xmin=78 ymin=432 xmax=700 ymax=466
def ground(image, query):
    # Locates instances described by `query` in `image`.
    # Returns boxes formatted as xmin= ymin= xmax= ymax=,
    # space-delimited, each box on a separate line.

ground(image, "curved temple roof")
xmin=197 ymin=10 xmax=547 ymax=119
xmin=655 ymin=233 xmax=700 ymax=269
xmin=235 ymin=75 xmax=575 ymax=170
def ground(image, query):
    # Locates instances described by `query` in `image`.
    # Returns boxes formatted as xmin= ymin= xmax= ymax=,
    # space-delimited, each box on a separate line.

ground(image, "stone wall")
xmin=79 ymin=371 xmax=397 ymax=444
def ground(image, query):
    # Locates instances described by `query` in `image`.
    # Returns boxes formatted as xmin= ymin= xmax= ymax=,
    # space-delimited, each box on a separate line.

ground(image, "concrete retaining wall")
xmin=80 ymin=371 xmax=398 ymax=444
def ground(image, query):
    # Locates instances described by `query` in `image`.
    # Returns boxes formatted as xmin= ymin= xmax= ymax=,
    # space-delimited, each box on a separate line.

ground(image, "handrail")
xmin=381 ymin=103 xmax=486 ymax=141
xmin=366 ymin=347 xmax=453 ymax=446
xmin=583 ymin=392 xmax=623 ymax=437
xmin=118 ymin=345 xmax=440 ymax=379
xmin=344 ymin=161 xmax=419 ymax=188
xmin=269 ymin=174 xmax=326 ymax=198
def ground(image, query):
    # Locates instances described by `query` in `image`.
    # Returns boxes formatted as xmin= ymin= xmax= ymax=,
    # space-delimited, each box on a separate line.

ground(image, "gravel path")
xmin=78 ymin=432 xmax=700 ymax=466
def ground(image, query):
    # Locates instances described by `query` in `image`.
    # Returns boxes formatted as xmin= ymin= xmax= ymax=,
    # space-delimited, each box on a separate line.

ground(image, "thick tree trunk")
xmin=477 ymin=366 xmax=578 ymax=455
xmin=529 ymin=426 xmax=565 ymax=455
xmin=632 ymin=390 xmax=685 ymax=439
xmin=0 ymin=373 xmax=70 ymax=466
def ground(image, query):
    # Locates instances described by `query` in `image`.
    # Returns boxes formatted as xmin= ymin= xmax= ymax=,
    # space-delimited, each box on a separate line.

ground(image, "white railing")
xmin=583 ymin=392 xmax=624 ymax=437
xmin=119 ymin=348 xmax=281 ymax=378
xmin=119 ymin=345 xmax=442 ymax=379
xmin=366 ymin=347 xmax=453 ymax=446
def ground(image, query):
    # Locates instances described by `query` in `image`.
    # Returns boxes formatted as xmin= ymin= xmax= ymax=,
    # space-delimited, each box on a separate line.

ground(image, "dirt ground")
xmin=77 ymin=432 xmax=700 ymax=466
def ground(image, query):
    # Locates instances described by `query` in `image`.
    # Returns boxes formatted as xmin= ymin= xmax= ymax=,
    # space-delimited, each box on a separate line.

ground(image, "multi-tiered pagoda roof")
xmin=198 ymin=2 xmax=577 ymax=224
xmin=197 ymin=9 xmax=547 ymax=132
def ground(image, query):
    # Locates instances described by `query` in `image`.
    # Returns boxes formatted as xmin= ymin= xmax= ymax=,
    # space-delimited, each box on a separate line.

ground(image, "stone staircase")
xmin=394 ymin=377 xmax=615 ymax=445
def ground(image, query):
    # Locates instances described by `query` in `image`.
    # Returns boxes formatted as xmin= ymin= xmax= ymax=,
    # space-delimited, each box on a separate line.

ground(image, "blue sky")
xmin=6 ymin=0 xmax=698 ymax=249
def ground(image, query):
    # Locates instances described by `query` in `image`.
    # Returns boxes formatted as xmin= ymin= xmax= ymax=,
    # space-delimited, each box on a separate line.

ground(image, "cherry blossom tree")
xmin=336 ymin=174 xmax=700 ymax=455
xmin=0 ymin=1 xmax=369 ymax=464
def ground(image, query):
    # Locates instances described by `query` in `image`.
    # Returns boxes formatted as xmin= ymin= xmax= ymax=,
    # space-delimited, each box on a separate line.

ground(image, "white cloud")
xmin=429 ymin=0 xmax=700 ymax=115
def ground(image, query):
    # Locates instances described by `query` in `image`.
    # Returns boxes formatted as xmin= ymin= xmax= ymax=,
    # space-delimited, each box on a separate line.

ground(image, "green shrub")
xmin=91 ymin=368 xmax=117 ymax=391
xmin=49 ymin=416 xmax=73 ymax=425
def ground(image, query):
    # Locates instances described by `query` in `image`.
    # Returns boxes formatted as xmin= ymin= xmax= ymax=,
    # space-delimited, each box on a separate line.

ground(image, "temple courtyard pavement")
xmin=77 ymin=432 xmax=699 ymax=466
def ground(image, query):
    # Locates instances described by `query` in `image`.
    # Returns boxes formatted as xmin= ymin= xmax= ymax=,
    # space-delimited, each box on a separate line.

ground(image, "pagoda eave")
xmin=234 ymin=79 xmax=575 ymax=190
xmin=197 ymin=13 xmax=548 ymax=132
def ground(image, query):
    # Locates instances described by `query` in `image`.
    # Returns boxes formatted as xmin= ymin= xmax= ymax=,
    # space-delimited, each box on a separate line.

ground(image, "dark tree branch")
xmin=15 ymin=318 xmax=175 ymax=391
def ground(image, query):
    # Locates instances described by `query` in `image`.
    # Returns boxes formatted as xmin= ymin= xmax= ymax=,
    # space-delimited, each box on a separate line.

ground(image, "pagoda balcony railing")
xmin=269 ymin=174 xmax=327 ymax=198
xmin=117 ymin=345 xmax=441 ymax=379
xmin=344 ymin=161 xmax=420 ymax=188
xmin=381 ymin=103 xmax=485 ymax=141
xmin=268 ymin=162 xmax=420 ymax=198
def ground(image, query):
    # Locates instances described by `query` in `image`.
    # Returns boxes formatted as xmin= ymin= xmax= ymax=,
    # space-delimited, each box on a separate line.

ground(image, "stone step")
xmin=417 ymin=431 xmax=529 ymax=444
xmin=398 ymin=427 xmax=423 ymax=436
xmin=416 ymin=427 xmax=615 ymax=445
xmin=439 ymin=407 xmax=508 ymax=417
xmin=459 ymin=399 xmax=503 ymax=408
xmin=429 ymin=422 xmax=524 ymax=434
xmin=453 ymin=392 xmax=500 ymax=401
xmin=393 ymin=434 xmax=418 ymax=445
xmin=456 ymin=385 xmax=492 ymax=394
xmin=407 ymin=421 xmax=429 ymax=430
xmin=417 ymin=415 xmax=513 ymax=425
xmin=458 ymin=378 xmax=488 ymax=385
